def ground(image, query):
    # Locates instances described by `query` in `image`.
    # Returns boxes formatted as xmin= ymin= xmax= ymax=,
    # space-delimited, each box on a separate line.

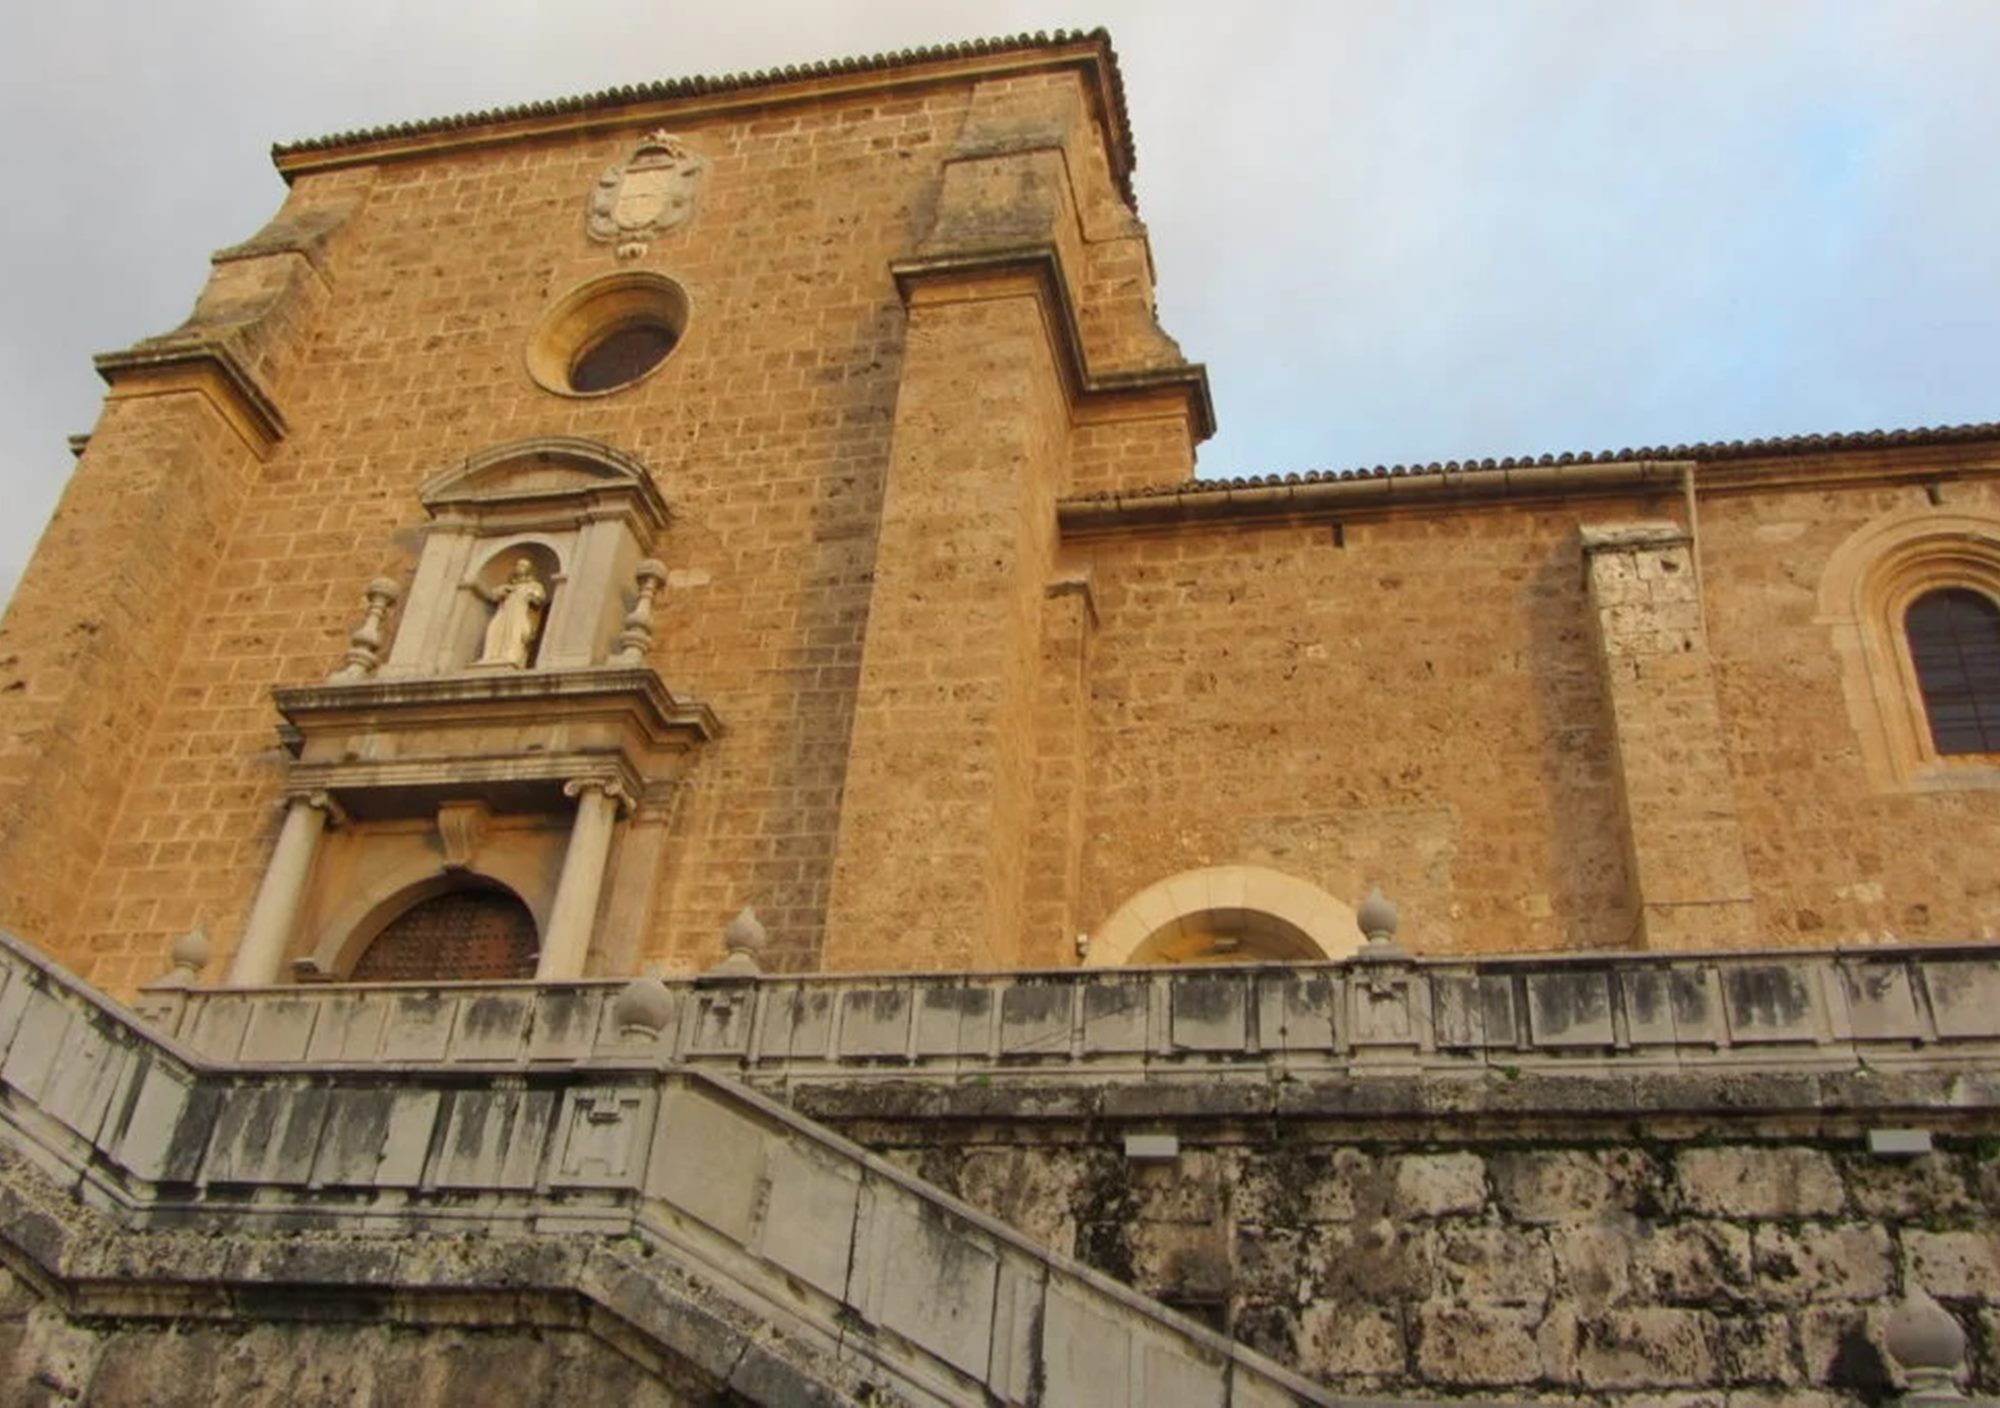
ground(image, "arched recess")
xmin=1085 ymin=865 xmax=1361 ymax=967
xmin=1817 ymin=506 xmax=2000 ymax=791
xmin=303 ymin=849 xmax=553 ymax=981
xmin=351 ymin=882 xmax=540 ymax=982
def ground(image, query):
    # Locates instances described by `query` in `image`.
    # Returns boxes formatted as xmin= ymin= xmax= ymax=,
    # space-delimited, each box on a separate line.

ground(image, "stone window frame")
xmin=1819 ymin=506 xmax=2000 ymax=793
xmin=1084 ymin=864 xmax=1360 ymax=967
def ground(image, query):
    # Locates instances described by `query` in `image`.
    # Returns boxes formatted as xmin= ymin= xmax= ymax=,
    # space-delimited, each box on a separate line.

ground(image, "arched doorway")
xmin=350 ymin=881 xmax=540 ymax=982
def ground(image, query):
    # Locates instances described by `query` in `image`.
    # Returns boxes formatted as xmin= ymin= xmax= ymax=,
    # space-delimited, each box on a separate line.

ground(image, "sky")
xmin=2 ymin=1 xmax=1998 ymax=603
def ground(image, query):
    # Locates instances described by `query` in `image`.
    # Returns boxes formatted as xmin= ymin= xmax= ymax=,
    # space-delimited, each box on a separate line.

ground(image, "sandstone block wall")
xmin=0 ymin=47 xmax=1192 ymax=993
xmin=869 ymin=1118 xmax=2000 ymax=1404
xmin=1700 ymin=471 xmax=2000 ymax=947
xmin=1068 ymin=506 xmax=1642 ymax=958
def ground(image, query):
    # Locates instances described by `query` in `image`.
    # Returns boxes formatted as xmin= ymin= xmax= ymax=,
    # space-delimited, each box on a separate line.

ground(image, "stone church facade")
xmin=0 ymin=29 xmax=1994 ymax=1406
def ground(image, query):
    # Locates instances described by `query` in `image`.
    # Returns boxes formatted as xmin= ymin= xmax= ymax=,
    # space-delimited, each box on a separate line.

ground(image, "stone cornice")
xmin=274 ymin=666 xmax=718 ymax=741
xmin=92 ymin=340 xmax=287 ymax=456
xmin=271 ymin=667 xmax=718 ymax=820
xmin=272 ymin=30 xmax=1140 ymax=205
xmin=891 ymin=243 xmax=1216 ymax=444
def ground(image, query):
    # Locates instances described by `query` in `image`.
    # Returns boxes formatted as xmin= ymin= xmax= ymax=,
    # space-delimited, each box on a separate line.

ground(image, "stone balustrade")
xmin=0 ymin=927 xmax=1341 ymax=1407
xmin=136 ymin=944 xmax=2000 ymax=1094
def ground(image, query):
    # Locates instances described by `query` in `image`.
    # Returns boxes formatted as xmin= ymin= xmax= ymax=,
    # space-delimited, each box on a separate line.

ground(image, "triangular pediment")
xmin=420 ymin=436 xmax=669 ymax=528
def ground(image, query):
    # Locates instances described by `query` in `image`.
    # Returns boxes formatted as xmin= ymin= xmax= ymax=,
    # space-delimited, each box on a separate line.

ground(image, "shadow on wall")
xmin=1528 ymin=536 xmax=1635 ymax=949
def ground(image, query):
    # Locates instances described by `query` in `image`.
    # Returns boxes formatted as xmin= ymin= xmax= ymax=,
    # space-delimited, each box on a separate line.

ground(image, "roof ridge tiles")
xmin=271 ymin=28 xmax=1136 ymax=200
xmin=1066 ymin=419 xmax=2000 ymax=503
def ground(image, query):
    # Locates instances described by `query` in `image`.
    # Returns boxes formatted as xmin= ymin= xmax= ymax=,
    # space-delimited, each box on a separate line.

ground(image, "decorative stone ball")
xmin=724 ymin=906 xmax=769 ymax=957
xmin=635 ymin=557 xmax=668 ymax=585
xmin=365 ymin=576 xmax=404 ymax=604
xmin=1357 ymin=886 xmax=1400 ymax=942
xmin=169 ymin=922 xmax=212 ymax=974
xmin=611 ymin=973 xmax=674 ymax=1037
xmin=1884 ymin=1289 xmax=1966 ymax=1377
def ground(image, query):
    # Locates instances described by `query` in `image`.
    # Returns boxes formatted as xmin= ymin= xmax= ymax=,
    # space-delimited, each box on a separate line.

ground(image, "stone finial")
xmin=327 ymin=577 xmax=403 ymax=682
xmin=705 ymin=906 xmax=768 ymax=978
xmin=611 ymin=972 xmax=675 ymax=1040
xmin=611 ymin=558 xmax=669 ymax=666
xmin=152 ymin=922 xmax=211 ymax=989
xmin=1352 ymin=886 xmax=1410 ymax=962
xmin=1885 ymin=1288 xmax=1970 ymax=1403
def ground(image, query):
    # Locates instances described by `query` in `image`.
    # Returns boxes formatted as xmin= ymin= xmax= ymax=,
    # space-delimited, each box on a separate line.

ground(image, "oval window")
xmin=526 ymin=271 xmax=690 ymax=398
xmin=570 ymin=322 xmax=677 ymax=393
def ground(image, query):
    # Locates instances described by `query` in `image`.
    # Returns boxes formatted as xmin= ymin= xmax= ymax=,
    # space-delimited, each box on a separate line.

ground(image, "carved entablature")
xmin=272 ymin=666 xmax=717 ymax=821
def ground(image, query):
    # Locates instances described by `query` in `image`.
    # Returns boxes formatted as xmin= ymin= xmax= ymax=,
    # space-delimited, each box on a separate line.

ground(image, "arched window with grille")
xmin=1905 ymin=587 xmax=2000 ymax=755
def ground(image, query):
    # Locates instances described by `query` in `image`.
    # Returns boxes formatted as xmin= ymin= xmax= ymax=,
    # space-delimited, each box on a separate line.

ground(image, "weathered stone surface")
xmin=1415 ymin=1303 xmax=1546 ymax=1386
xmin=1310 ymin=1219 xmax=1439 ymax=1304
xmin=1843 ymin=1148 xmax=1982 ymax=1220
xmin=1578 ymin=1308 xmax=1716 ymax=1389
xmin=1390 ymin=1152 xmax=1488 ymax=1217
xmin=1711 ymin=1312 xmax=1799 ymax=1386
xmin=1901 ymin=1228 xmax=2000 ymax=1300
xmin=956 ymin=1147 xmax=1087 ymax=1257
xmin=1752 ymin=1225 xmax=1893 ymax=1304
xmin=1295 ymin=1304 xmax=1406 ymax=1379
xmin=1798 ymin=1303 xmax=1893 ymax=1394
xmin=1492 ymin=1148 xmax=1658 ymax=1223
xmin=1431 ymin=1222 xmax=1555 ymax=1307
xmin=1630 ymin=1222 xmax=1752 ymax=1304
xmin=1676 ymin=1146 xmax=1846 ymax=1218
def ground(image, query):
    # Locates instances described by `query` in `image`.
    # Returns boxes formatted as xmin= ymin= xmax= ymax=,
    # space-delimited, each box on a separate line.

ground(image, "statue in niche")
xmin=473 ymin=558 xmax=548 ymax=669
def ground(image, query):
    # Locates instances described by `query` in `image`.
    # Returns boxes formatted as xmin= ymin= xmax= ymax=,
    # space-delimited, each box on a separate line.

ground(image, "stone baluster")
xmin=610 ymin=558 xmax=668 ymax=666
xmin=326 ymin=577 xmax=403 ymax=682
xmin=1885 ymin=1288 xmax=1974 ymax=1405
xmin=227 ymin=792 xmax=343 ymax=986
xmin=537 ymin=777 xmax=632 ymax=980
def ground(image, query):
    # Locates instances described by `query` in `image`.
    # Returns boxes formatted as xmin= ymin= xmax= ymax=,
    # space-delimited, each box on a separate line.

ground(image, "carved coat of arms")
xmin=587 ymin=131 xmax=706 ymax=258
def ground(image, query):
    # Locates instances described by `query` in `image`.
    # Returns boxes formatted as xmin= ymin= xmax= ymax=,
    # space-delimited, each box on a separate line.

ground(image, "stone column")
xmin=227 ymin=792 xmax=340 ymax=986
xmin=1581 ymin=522 xmax=1758 ymax=949
xmin=538 ymin=778 xmax=629 ymax=980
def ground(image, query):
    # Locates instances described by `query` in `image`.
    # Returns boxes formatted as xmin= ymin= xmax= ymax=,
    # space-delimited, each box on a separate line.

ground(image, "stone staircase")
xmin=0 ymin=928 xmax=1360 ymax=1407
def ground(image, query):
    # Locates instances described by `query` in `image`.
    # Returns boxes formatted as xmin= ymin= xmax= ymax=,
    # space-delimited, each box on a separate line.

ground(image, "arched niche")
xmin=384 ymin=436 xmax=670 ymax=678
xmin=452 ymin=538 xmax=566 ymax=671
xmin=1085 ymin=865 xmax=1361 ymax=967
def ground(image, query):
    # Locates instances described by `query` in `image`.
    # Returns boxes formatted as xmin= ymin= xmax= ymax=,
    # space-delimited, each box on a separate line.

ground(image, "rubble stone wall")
xmin=854 ymin=1111 xmax=2000 ymax=1405
xmin=0 ymin=1263 xmax=698 ymax=1408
